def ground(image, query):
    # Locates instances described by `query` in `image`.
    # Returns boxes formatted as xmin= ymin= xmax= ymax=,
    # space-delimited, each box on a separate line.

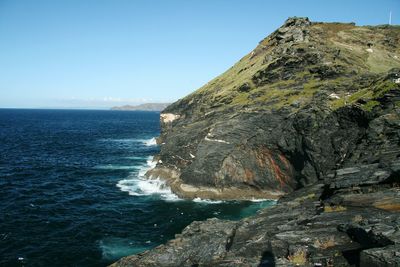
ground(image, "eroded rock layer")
xmin=152 ymin=17 xmax=400 ymax=200
xmin=113 ymin=18 xmax=400 ymax=266
xmin=112 ymin=161 xmax=400 ymax=266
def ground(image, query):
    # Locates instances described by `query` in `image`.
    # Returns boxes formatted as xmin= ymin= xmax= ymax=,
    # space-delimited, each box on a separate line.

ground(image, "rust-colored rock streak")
xmin=258 ymin=147 xmax=292 ymax=188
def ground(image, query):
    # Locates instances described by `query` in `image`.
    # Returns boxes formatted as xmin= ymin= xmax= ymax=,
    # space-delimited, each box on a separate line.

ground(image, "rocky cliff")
xmin=111 ymin=103 xmax=170 ymax=111
xmin=112 ymin=18 xmax=400 ymax=266
xmin=150 ymin=17 xmax=400 ymax=200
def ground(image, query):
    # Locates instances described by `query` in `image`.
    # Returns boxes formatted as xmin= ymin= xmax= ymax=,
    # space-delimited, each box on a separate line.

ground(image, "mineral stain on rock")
xmin=112 ymin=17 xmax=400 ymax=266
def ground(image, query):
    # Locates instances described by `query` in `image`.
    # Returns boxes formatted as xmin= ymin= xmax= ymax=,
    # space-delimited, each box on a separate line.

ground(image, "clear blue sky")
xmin=0 ymin=0 xmax=399 ymax=108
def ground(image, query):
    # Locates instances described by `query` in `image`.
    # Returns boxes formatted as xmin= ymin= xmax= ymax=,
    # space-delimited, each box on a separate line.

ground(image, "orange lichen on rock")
xmin=266 ymin=153 xmax=289 ymax=187
xmin=278 ymin=153 xmax=291 ymax=171
xmin=244 ymin=168 xmax=255 ymax=183
xmin=374 ymin=203 xmax=400 ymax=212
xmin=256 ymin=147 xmax=292 ymax=188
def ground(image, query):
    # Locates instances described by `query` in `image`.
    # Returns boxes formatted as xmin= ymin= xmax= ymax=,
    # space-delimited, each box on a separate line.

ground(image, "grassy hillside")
xmin=165 ymin=18 xmax=400 ymax=116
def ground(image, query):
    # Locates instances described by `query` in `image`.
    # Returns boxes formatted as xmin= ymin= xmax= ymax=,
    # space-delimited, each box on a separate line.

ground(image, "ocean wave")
xmin=116 ymin=156 xmax=180 ymax=201
xmin=94 ymin=165 xmax=141 ymax=170
xmin=124 ymin=156 xmax=148 ymax=160
xmin=192 ymin=197 xmax=224 ymax=204
xmin=248 ymin=198 xmax=277 ymax=203
xmin=142 ymin=137 xmax=157 ymax=146
xmin=98 ymin=138 xmax=158 ymax=147
xmin=99 ymin=238 xmax=149 ymax=260
xmin=191 ymin=197 xmax=276 ymax=204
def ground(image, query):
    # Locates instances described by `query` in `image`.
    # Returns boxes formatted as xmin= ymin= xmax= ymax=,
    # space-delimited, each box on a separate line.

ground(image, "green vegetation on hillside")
xmin=166 ymin=18 xmax=400 ymax=116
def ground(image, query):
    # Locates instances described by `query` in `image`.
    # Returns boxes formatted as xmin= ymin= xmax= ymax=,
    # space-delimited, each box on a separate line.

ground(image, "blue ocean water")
xmin=0 ymin=109 xmax=274 ymax=267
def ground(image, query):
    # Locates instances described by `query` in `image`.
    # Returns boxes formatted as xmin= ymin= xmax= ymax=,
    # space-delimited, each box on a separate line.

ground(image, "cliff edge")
xmin=112 ymin=18 xmax=400 ymax=266
xmin=150 ymin=17 xmax=400 ymax=200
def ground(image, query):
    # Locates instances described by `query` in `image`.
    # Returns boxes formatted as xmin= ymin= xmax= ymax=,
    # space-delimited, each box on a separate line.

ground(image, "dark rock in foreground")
xmin=112 ymin=18 xmax=400 ymax=266
xmin=112 ymin=160 xmax=400 ymax=266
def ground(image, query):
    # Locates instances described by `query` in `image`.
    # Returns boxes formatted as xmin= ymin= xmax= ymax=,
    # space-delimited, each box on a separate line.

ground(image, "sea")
xmin=0 ymin=109 xmax=274 ymax=267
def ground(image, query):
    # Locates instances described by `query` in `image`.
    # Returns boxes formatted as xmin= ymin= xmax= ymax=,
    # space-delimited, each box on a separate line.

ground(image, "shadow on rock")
xmin=258 ymin=251 xmax=276 ymax=267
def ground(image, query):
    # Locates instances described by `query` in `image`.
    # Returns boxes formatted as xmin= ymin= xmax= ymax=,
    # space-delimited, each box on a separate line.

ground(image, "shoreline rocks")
xmin=112 ymin=18 xmax=400 ymax=266
xmin=146 ymin=166 xmax=284 ymax=200
xmin=112 ymin=160 xmax=400 ymax=266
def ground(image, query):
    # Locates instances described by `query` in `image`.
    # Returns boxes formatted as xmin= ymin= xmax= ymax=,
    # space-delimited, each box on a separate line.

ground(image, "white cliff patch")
xmin=204 ymin=136 xmax=230 ymax=144
xmin=329 ymin=93 xmax=341 ymax=100
xmin=204 ymin=128 xmax=230 ymax=144
xmin=160 ymin=113 xmax=180 ymax=123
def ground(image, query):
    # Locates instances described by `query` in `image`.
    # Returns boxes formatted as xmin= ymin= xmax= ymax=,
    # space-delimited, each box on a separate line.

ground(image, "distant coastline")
xmin=110 ymin=103 xmax=170 ymax=112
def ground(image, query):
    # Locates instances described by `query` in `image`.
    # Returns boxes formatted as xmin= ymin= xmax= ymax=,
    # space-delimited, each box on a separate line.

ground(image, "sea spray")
xmin=117 ymin=156 xmax=180 ymax=201
xmin=0 ymin=109 xmax=274 ymax=267
xmin=143 ymin=137 xmax=157 ymax=146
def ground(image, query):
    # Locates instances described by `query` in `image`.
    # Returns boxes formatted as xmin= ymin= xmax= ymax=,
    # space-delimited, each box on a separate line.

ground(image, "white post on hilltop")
xmin=389 ymin=11 xmax=392 ymax=25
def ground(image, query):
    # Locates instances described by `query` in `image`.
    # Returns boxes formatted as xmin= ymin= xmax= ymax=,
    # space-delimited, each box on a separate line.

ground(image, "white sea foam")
xmin=99 ymin=238 xmax=148 ymax=260
xmin=142 ymin=137 xmax=157 ymax=146
xmin=248 ymin=198 xmax=277 ymax=203
xmin=98 ymin=138 xmax=157 ymax=147
xmin=116 ymin=156 xmax=180 ymax=201
xmin=192 ymin=197 xmax=224 ymax=204
xmin=146 ymin=157 xmax=157 ymax=168
xmin=116 ymin=155 xmax=274 ymax=203
xmin=124 ymin=156 xmax=148 ymax=160
xmin=136 ymin=178 xmax=180 ymax=201
xmin=192 ymin=197 xmax=275 ymax=204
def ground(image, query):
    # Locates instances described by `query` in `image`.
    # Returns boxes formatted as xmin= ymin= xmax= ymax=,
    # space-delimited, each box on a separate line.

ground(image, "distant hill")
xmin=111 ymin=103 xmax=170 ymax=111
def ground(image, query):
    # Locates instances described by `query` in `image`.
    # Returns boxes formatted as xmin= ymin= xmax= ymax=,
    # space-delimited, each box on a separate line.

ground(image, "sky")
xmin=0 ymin=0 xmax=399 ymax=109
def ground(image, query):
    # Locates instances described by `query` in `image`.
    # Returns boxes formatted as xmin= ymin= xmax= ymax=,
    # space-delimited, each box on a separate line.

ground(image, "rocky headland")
xmin=111 ymin=103 xmax=170 ymax=111
xmin=112 ymin=18 xmax=400 ymax=266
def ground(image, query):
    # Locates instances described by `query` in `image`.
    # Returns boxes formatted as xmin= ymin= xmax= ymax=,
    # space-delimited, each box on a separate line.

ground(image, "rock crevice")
xmin=112 ymin=18 xmax=400 ymax=266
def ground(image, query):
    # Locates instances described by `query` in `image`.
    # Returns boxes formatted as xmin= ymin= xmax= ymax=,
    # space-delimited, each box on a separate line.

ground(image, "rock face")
xmin=112 ymin=162 xmax=400 ymax=266
xmin=150 ymin=17 xmax=400 ymax=200
xmin=112 ymin=18 xmax=400 ymax=266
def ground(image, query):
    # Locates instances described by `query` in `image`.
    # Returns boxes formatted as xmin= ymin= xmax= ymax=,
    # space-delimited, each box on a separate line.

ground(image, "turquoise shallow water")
xmin=0 ymin=109 xmax=275 ymax=267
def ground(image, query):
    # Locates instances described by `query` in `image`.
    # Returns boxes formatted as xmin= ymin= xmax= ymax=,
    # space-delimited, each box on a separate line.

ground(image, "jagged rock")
xmin=113 ymin=162 xmax=400 ymax=266
xmin=329 ymin=163 xmax=392 ymax=189
xmin=360 ymin=246 xmax=400 ymax=267
xmin=273 ymin=17 xmax=311 ymax=44
xmin=153 ymin=18 xmax=400 ymax=199
xmin=112 ymin=18 xmax=400 ymax=266
xmin=110 ymin=219 xmax=239 ymax=267
xmin=309 ymin=64 xmax=347 ymax=79
xmin=238 ymin=82 xmax=252 ymax=92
